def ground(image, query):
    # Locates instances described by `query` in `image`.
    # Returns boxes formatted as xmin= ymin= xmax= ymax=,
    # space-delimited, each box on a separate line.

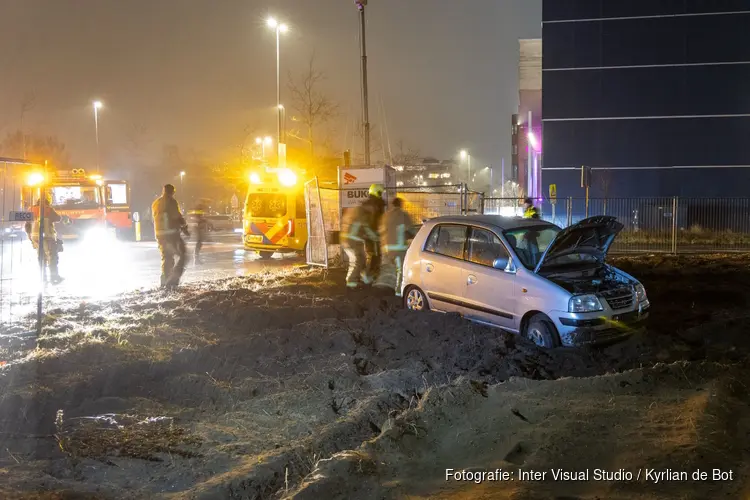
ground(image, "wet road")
xmin=0 ymin=232 xmax=303 ymax=322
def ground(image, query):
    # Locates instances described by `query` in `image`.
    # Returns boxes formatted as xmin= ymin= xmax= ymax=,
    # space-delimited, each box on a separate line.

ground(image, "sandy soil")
xmin=0 ymin=255 xmax=749 ymax=499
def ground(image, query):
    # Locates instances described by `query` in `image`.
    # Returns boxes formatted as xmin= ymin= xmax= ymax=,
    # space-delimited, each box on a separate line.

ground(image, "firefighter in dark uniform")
xmin=152 ymin=184 xmax=189 ymax=288
xmin=523 ymin=197 xmax=540 ymax=219
xmin=363 ymin=183 xmax=386 ymax=282
xmin=188 ymin=199 xmax=209 ymax=265
xmin=340 ymin=201 xmax=378 ymax=288
xmin=29 ymin=192 xmax=64 ymax=284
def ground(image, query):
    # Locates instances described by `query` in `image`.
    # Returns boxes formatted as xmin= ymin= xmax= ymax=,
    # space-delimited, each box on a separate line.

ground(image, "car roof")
xmin=423 ymin=214 xmax=557 ymax=231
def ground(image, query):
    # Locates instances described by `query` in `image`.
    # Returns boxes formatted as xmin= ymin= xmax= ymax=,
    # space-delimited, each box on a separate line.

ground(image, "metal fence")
xmin=304 ymin=178 xmax=327 ymax=267
xmin=0 ymin=159 xmax=41 ymax=333
xmin=484 ymin=196 xmax=750 ymax=253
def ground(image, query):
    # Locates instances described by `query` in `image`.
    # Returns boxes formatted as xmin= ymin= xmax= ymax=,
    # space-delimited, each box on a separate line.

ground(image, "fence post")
xmin=672 ymin=196 xmax=677 ymax=254
xmin=566 ymin=197 xmax=573 ymax=227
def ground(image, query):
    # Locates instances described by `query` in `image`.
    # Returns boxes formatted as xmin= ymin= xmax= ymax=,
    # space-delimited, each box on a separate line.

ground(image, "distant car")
xmin=186 ymin=213 xmax=235 ymax=232
xmin=401 ymin=215 xmax=650 ymax=347
xmin=1 ymin=223 xmax=28 ymax=241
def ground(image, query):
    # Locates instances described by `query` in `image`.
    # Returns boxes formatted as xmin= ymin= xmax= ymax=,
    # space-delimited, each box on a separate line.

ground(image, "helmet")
xmin=368 ymin=183 xmax=384 ymax=198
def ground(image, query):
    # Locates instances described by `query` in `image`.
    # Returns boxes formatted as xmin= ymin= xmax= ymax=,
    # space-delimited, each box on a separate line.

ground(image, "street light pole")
xmin=93 ymin=101 xmax=103 ymax=171
xmin=275 ymin=25 xmax=281 ymax=146
xmin=356 ymin=0 xmax=371 ymax=165
xmin=267 ymin=18 xmax=288 ymax=161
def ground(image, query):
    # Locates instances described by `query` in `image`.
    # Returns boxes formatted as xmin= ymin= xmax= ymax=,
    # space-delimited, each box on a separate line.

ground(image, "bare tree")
xmin=350 ymin=118 xmax=383 ymax=164
xmin=1 ymin=131 xmax=70 ymax=167
xmin=19 ymin=92 xmax=36 ymax=157
xmin=287 ymin=53 xmax=339 ymax=164
xmin=124 ymin=122 xmax=152 ymax=161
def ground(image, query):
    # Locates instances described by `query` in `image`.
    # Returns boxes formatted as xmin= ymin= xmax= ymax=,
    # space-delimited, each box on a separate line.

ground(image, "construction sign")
xmin=549 ymin=184 xmax=557 ymax=205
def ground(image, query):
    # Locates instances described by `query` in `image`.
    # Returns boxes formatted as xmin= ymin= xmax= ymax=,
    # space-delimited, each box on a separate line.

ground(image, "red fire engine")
xmin=22 ymin=168 xmax=132 ymax=240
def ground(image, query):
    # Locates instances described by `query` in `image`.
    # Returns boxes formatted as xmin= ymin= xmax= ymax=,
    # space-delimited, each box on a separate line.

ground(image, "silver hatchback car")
xmin=401 ymin=215 xmax=650 ymax=347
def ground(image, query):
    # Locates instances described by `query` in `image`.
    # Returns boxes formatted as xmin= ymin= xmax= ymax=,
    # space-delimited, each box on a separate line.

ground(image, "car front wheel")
xmin=525 ymin=313 xmax=560 ymax=348
xmin=404 ymin=286 xmax=429 ymax=312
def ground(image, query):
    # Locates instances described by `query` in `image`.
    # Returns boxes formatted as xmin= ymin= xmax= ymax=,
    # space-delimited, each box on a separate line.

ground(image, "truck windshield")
xmin=50 ymin=186 xmax=101 ymax=209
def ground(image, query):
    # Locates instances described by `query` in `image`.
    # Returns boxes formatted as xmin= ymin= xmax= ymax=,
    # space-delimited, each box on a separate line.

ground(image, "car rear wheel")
xmin=525 ymin=313 xmax=560 ymax=348
xmin=258 ymin=251 xmax=274 ymax=260
xmin=404 ymin=286 xmax=429 ymax=312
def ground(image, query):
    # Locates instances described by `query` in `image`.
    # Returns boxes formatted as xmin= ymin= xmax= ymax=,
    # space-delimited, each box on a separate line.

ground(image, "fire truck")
xmin=22 ymin=168 xmax=132 ymax=240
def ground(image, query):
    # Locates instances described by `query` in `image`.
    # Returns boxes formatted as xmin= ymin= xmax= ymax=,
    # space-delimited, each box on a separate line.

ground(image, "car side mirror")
xmin=493 ymin=256 xmax=509 ymax=270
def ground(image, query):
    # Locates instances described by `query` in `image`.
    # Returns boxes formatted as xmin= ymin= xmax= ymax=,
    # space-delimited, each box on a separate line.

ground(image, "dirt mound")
xmin=2 ymin=255 xmax=750 ymax=498
xmin=291 ymin=361 xmax=750 ymax=500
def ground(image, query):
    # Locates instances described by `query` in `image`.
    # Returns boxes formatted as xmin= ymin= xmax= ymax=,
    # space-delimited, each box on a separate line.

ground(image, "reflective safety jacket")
xmin=30 ymin=203 xmax=61 ymax=241
xmin=341 ymin=205 xmax=378 ymax=243
xmin=152 ymin=195 xmax=186 ymax=237
xmin=523 ymin=206 xmax=540 ymax=219
xmin=379 ymin=206 xmax=416 ymax=252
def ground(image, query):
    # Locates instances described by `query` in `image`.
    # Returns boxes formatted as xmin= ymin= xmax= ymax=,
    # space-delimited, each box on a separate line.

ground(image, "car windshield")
xmin=503 ymin=225 xmax=560 ymax=269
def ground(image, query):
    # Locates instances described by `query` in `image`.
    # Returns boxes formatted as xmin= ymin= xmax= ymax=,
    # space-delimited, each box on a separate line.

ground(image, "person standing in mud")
xmin=152 ymin=184 xmax=189 ymax=288
xmin=341 ymin=201 xmax=378 ymax=288
xmin=374 ymin=197 xmax=416 ymax=297
xmin=363 ymin=184 xmax=386 ymax=282
xmin=29 ymin=192 xmax=65 ymax=284
xmin=188 ymin=199 xmax=209 ymax=265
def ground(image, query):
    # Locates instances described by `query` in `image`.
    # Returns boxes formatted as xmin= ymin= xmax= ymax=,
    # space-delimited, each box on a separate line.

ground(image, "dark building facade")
xmin=542 ymin=1 xmax=750 ymax=198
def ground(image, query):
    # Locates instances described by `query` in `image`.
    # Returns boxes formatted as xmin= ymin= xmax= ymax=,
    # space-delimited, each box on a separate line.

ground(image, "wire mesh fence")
xmin=0 ymin=159 xmax=41 ymax=334
xmin=386 ymin=186 xmax=465 ymax=223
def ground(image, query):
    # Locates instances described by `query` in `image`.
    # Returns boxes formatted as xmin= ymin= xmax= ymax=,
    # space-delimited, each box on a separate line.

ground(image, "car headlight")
xmin=569 ymin=294 xmax=604 ymax=313
xmin=635 ymin=284 xmax=647 ymax=302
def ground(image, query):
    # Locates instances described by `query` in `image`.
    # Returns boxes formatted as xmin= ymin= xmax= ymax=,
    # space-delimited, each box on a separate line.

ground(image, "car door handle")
xmin=467 ymin=274 xmax=477 ymax=285
xmin=425 ymin=263 xmax=434 ymax=272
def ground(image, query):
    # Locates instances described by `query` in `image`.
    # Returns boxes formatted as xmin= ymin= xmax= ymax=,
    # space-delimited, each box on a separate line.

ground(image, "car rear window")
xmin=424 ymin=224 xmax=467 ymax=259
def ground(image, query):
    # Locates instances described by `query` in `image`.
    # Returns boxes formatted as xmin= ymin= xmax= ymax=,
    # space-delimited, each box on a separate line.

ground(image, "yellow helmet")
xmin=368 ymin=183 xmax=384 ymax=197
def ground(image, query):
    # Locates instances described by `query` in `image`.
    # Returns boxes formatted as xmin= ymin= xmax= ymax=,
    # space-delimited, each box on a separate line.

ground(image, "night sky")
xmin=0 ymin=0 xmax=541 ymax=170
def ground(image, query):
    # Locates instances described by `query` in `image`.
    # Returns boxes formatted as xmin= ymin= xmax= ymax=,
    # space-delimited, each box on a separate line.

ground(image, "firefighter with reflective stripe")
xmin=363 ymin=183 xmax=386 ymax=281
xmin=188 ymin=199 xmax=209 ymax=265
xmin=523 ymin=198 xmax=540 ymax=219
xmin=151 ymin=184 xmax=189 ymax=288
xmin=374 ymin=197 xmax=416 ymax=296
xmin=30 ymin=193 xmax=64 ymax=284
xmin=341 ymin=201 xmax=378 ymax=288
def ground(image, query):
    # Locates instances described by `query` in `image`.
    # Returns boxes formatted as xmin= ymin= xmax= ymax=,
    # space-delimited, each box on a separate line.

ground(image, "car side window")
xmin=468 ymin=227 xmax=509 ymax=267
xmin=424 ymin=224 xmax=467 ymax=259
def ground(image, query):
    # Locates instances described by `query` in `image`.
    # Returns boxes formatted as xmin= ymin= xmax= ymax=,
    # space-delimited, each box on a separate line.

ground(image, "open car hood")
xmin=534 ymin=216 xmax=624 ymax=273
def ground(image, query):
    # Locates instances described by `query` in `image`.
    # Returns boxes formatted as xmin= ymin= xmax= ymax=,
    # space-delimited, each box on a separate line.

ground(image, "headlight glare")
xmin=569 ymin=294 xmax=603 ymax=313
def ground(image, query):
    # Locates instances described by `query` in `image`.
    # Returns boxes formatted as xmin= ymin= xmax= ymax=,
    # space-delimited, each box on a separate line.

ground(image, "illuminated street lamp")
xmin=267 ymin=17 xmax=289 ymax=155
xmin=93 ymin=100 xmax=103 ymax=170
xmin=255 ymin=136 xmax=273 ymax=158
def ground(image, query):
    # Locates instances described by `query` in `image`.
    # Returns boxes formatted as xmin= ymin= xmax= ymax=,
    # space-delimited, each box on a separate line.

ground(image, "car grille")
xmin=600 ymin=287 xmax=635 ymax=310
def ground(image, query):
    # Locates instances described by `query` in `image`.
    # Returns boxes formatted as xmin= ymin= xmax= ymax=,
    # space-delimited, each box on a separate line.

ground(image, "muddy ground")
xmin=0 ymin=255 xmax=749 ymax=499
